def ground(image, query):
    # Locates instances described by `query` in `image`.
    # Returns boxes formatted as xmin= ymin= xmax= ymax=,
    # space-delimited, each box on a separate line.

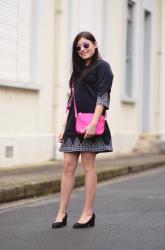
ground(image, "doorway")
xmin=142 ymin=10 xmax=152 ymax=132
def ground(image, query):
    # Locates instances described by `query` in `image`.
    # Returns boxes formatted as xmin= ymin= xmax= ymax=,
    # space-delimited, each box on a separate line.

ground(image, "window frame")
xmin=122 ymin=0 xmax=136 ymax=104
xmin=0 ymin=0 xmax=42 ymax=91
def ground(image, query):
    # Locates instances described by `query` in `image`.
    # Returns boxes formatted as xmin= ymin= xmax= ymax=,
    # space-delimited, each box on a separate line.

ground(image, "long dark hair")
xmin=69 ymin=31 xmax=101 ymax=87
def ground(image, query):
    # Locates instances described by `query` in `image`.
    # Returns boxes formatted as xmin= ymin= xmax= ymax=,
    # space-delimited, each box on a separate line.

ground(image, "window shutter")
xmin=17 ymin=0 xmax=32 ymax=82
xmin=0 ymin=0 xmax=18 ymax=80
xmin=0 ymin=0 xmax=32 ymax=83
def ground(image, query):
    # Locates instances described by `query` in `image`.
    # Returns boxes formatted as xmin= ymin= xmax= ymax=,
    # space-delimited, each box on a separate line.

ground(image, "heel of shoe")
xmin=63 ymin=215 xmax=67 ymax=226
xmin=73 ymin=212 xmax=95 ymax=228
xmin=88 ymin=213 xmax=95 ymax=227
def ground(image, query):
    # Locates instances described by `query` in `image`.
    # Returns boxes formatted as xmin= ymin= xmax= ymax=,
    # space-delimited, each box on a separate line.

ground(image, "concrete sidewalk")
xmin=0 ymin=152 xmax=165 ymax=204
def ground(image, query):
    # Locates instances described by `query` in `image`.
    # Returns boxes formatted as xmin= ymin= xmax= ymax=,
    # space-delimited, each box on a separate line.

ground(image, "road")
xmin=0 ymin=166 xmax=165 ymax=250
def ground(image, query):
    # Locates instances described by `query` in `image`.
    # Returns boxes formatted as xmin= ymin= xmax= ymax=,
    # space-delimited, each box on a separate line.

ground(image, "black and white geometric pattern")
xmin=96 ymin=93 xmax=110 ymax=109
xmin=59 ymin=137 xmax=113 ymax=152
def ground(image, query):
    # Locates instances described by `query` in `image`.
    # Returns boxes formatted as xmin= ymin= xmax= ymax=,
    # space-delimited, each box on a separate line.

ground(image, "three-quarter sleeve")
xmin=96 ymin=61 xmax=114 ymax=110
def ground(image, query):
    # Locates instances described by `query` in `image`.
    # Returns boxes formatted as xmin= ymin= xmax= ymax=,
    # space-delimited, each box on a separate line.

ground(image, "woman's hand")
xmin=83 ymin=104 xmax=104 ymax=139
xmin=58 ymin=126 xmax=65 ymax=143
xmin=83 ymin=123 xmax=97 ymax=139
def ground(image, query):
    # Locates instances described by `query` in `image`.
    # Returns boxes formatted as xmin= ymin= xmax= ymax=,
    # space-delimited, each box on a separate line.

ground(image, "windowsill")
xmin=0 ymin=79 xmax=42 ymax=91
xmin=121 ymin=96 xmax=136 ymax=104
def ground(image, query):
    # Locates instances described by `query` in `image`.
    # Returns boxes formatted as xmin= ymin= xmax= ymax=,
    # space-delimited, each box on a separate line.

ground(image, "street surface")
xmin=0 ymin=166 xmax=165 ymax=250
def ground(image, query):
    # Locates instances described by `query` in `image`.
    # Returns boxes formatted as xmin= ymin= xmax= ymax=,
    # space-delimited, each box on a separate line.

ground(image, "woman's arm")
xmin=90 ymin=104 xmax=104 ymax=126
xmin=58 ymin=110 xmax=69 ymax=143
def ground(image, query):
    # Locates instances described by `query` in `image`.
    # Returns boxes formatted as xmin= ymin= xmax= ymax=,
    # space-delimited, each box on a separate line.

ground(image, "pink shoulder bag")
xmin=71 ymin=80 xmax=106 ymax=135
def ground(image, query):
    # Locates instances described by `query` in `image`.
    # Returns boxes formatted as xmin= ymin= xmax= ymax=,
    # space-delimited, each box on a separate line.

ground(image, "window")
xmin=0 ymin=0 xmax=32 ymax=83
xmin=125 ymin=1 xmax=134 ymax=99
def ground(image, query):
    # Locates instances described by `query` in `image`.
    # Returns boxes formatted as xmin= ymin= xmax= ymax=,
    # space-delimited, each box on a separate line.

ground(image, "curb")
xmin=0 ymin=159 xmax=165 ymax=204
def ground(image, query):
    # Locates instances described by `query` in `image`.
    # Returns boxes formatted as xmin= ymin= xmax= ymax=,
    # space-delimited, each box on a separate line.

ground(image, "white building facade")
xmin=0 ymin=0 xmax=165 ymax=167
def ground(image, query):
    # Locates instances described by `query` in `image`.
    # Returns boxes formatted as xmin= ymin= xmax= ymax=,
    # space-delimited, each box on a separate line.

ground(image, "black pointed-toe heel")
xmin=52 ymin=213 xmax=67 ymax=228
xmin=73 ymin=212 xmax=95 ymax=229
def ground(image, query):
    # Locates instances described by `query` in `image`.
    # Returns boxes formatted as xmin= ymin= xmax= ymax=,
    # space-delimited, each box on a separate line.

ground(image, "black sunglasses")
xmin=76 ymin=42 xmax=90 ymax=52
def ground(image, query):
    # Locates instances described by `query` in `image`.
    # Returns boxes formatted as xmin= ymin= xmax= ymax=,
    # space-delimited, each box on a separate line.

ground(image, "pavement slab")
xmin=0 ymin=152 xmax=165 ymax=203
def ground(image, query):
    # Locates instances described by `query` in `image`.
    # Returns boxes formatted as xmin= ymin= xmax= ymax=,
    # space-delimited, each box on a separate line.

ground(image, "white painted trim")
xmin=31 ymin=0 xmax=45 ymax=86
xmin=121 ymin=97 xmax=136 ymax=104
xmin=0 ymin=79 xmax=42 ymax=91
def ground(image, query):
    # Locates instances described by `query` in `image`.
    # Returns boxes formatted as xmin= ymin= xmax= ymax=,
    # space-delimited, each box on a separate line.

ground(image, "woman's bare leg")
xmin=54 ymin=152 xmax=80 ymax=222
xmin=78 ymin=152 xmax=97 ymax=223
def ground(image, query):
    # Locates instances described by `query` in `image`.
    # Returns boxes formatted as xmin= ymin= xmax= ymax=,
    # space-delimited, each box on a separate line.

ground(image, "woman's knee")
xmin=63 ymin=153 xmax=79 ymax=175
xmin=81 ymin=153 xmax=96 ymax=173
xmin=63 ymin=161 xmax=76 ymax=175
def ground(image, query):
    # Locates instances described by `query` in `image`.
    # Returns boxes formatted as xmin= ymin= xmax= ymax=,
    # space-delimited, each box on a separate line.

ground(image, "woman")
xmin=52 ymin=31 xmax=114 ymax=229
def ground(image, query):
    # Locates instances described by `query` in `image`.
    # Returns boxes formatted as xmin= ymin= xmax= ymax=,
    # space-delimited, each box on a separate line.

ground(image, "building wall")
xmin=0 ymin=0 xmax=164 ymax=167
xmin=0 ymin=0 xmax=56 ymax=167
